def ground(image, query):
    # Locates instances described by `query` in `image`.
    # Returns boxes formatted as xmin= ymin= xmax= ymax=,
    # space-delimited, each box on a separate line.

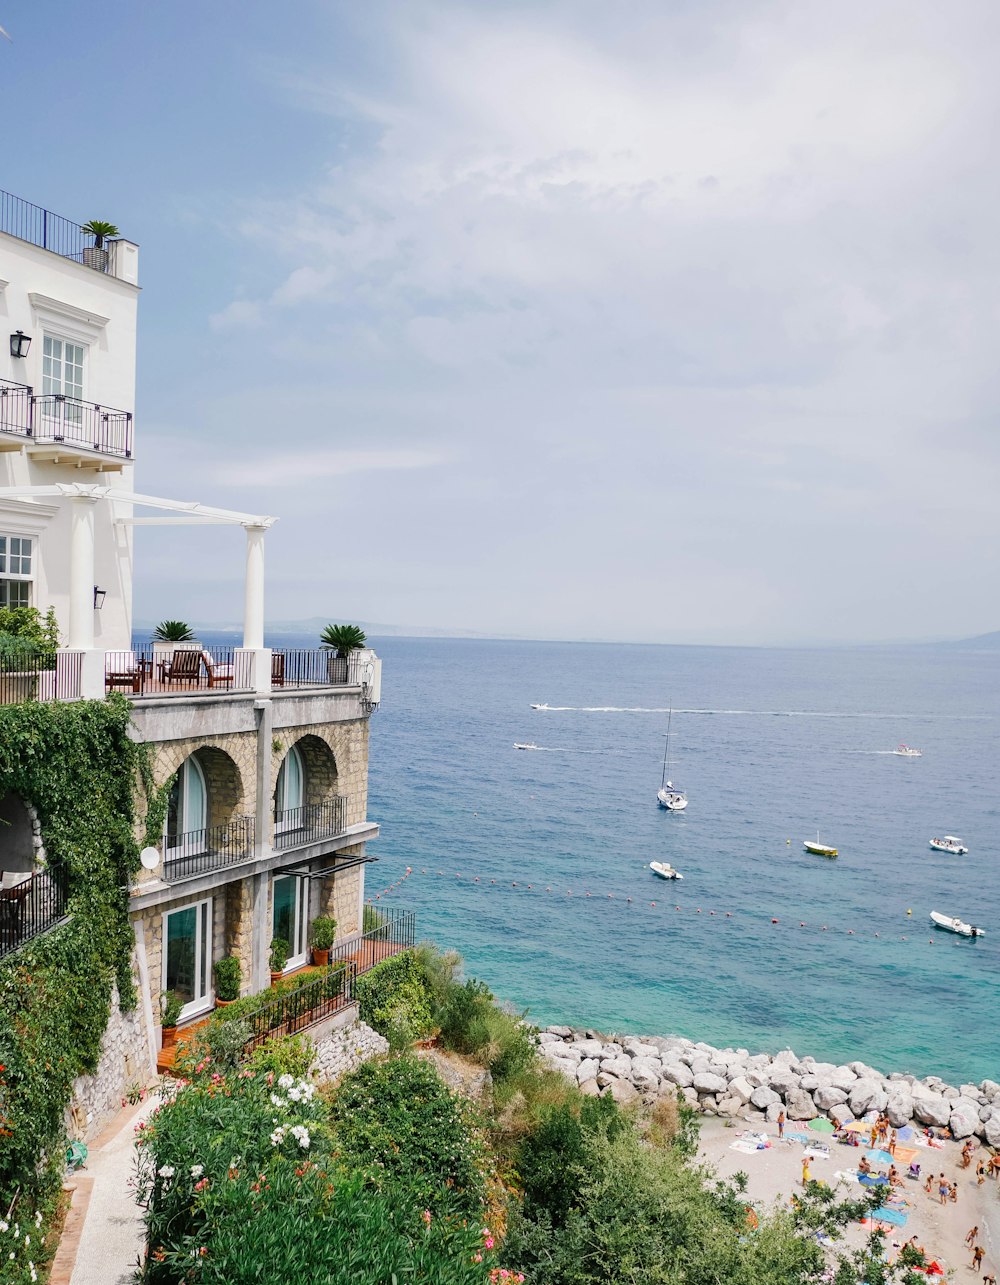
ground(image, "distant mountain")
xmin=134 ymin=616 xmax=502 ymax=640
xmin=938 ymin=630 xmax=1000 ymax=650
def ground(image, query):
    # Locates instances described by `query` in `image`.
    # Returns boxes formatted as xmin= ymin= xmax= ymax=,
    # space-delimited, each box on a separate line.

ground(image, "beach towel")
xmin=731 ymin=1140 xmax=766 ymax=1154
xmin=871 ymin=1206 xmax=907 ymax=1227
xmin=804 ymin=1144 xmax=830 ymax=1160
xmin=893 ymin=1146 xmax=918 ymax=1166
xmin=786 ymin=1130 xmax=811 ymax=1143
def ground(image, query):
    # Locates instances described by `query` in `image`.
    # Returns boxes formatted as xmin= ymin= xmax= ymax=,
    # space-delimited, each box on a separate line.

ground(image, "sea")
xmin=211 ymin=633 xmax=1000 ymax=1085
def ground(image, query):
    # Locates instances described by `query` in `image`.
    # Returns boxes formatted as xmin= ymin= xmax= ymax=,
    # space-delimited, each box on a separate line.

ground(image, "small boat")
xmin=650 ymin=861 xmax=683 ymax=881
xmin=930 ymin=910 xmax=985 ymax=938
xmin=656 ymin=709 xmax=688 ymax=811
xmin=530 ymin=703 xmax=551 ymax=710
xmin=929 ymin=836 xmax=968 ymax=855
xmin=892 ymin=744 xmax=922 ymax=757
xmin=804 ymin=834 xmax=838 ymax=858
xmin=513 ymin=742 xmax=538 ymax=751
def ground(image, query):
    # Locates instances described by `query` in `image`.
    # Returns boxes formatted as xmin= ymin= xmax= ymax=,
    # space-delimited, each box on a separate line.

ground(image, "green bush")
xmin=354 ymin=950 xmax=433 ymax=1044
xmin=328 ymin=1055 xmax=488 ymax=1218
xmin=213 ymin=955 xmax=241 ymax=1001
xmin=308 ymin=915 xmax=336 ymax=950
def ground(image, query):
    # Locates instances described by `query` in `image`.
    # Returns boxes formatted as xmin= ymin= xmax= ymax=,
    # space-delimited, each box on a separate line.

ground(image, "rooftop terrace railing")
xmin=274 ymin=648 xmax=365 ymax=689
xmin=0 ymin=867 xmax=69 ymax=960
xmin=0 ymin=652 xmax=83 ymax=705
xmin=0 ymin=189 xmax=124 ymax=272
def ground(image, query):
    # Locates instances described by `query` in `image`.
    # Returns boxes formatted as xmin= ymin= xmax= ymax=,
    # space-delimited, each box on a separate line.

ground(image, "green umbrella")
xmin=808 ymin=1117 xmax=836 ymax=1133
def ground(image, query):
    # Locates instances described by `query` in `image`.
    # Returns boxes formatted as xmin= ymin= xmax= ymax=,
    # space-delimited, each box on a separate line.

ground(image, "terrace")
xmin=0 ymin=867 xmax=69 ymax=961
xmin=0 ymin=188 xmax=138 ymax=282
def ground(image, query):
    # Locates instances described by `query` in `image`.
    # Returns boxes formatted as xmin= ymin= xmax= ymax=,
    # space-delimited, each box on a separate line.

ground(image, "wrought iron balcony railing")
xmin=274 ymin=797 xmax=347 ymax=850
xmin=327 ymin=907 xmax=416 ymax=973
xmin=0 ymin=189 xmax=125 ymax=273
xmin=32 ymin=393 xmax=132 ymax=458
xmin=162 ymin=817 xmax=256 ymax=882
xmin=0 ymin=867 xmax=69 ymax=959
xmin=272 ymin=649 xmax=366 ymax=688
xmin=0 ymin=377 xmax=32 ymax=437
xmin=0 ymin=652 xmax=83 ymax=705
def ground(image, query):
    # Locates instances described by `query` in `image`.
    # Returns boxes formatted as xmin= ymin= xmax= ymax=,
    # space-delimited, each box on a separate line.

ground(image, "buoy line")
xmin=365 ymin=865 xmax=947 ymax=945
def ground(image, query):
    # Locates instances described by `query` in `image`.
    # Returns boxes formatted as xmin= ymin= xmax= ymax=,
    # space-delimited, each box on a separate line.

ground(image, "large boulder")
xmin=912 ymin=1094 xmax=951 ymax=1128
xmin=547 ymin=1025 xmax=573 ymax=1038
xmin=537 ymin=1031 xmax=563 ymax=1045
xmin=765 ymin=1101 xmax=785 ymax=1123
xmin=829 ymin=1103 xmax=854 ymax=1127
xmin=785 ymin=1089 xmax=818 ymax=1120
xmin=769 ymin=1070 xmax=800 ymax=1095
xmin=568 ymin=1039 xmax=606 ymax=1060
xmin=716 ymin=1096 xmax=744 ymax=1118
xmin=661 ymin=1063 xmax=694 ymax=1089
xmin=828 ymin=1067 xmax=859 ymax=1092
xmin=631 ymin=1068 xmax=661 ymax=1095
xmin=601 ymin=1056 xmax=634 ymax=1079
xmin=949 ymin=1101 xmax=980 ymax=1139
xmin=983 ymin=1112 xmax=1000 ymax=1148
xmin=960 ymin=1084 xmax=984 ymax=1104
xmin=547 ymin=1057 xmax=579 ymax=1080
xmin=886 ymin=1092 xmax=914 ymax=1128
xmin=579 ymin=1077 xmax=601 ymax=1096
xmin=980 ymin=1080 xmax=1000 ymax=1102
xmin=727 ymin=1076 xmax=754 ymax=1105
xmin=751 ymin=1086 xmax=781 ymax=1111
xmin=849 ymin=1079 xmax=886 ymax=1116
xmin=693 ymin=1072 xmax=728 ymax=1096
xmin=624 ymin=1040 xmax=661 ymax=1061
xmin=576 ymin=1059 xmax=600 ymax=1085
xmin=814 ymin=1085 xmax=849 ymax=1111
xmin=604 ymin=1077 xmax=640 ymax=1106
xmin=798 ymin=1074 xmax=820 ymax=1093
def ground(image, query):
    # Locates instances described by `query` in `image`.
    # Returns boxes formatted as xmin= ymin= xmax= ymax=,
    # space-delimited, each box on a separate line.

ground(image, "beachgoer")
xmin=989 ymin=1154 xmax=1000 ymax=1179
xmin=949 ymin=1181 xmax=958 ymax=1203
xmin=938 ymin=1177 xmax=949 ymax=1205
xmin=889 ymin=1165 xmax=901 ymax=1188
xmin=972 ymin=1246 xmax=985 ymax=1271
xmin=802 ymin=1158 xmax=811 ymax=1186
xmin=777 ymin=1110 xmax=785 ymax=1140
xmin=878 ymin=1116 xmax=889 ymax=1145
xmin=859 ymin=1155 xmax=872 ymax=1175
xmin=924 ymin=1173 xmax=933 ymax=1194
xmin=961 ymin=1140 xmax=974 ymax=1168
xmin=967 ymin=1227 xmax=981 ymax=1248
xmin=977 ymin=1159 xmax=987 ymax=1186
xmin=870 ymin=1124 xmax=879 ymax=1149
xmin=889 ymin=1129 xmax=897 ymax=1156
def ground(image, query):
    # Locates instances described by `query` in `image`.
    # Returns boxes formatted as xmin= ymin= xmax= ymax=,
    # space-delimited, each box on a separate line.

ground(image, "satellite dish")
xmin=140 ymin=846 xmax=161 ymax=871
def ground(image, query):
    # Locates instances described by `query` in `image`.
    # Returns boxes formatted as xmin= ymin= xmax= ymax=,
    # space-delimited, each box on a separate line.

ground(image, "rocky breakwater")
xmin=537 ymin=1026 xmax=1000 ymax=1144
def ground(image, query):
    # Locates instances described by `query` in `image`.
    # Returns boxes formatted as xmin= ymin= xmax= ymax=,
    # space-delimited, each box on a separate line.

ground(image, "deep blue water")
xmin=356 ymin=637 xmax=1000 ymax=1086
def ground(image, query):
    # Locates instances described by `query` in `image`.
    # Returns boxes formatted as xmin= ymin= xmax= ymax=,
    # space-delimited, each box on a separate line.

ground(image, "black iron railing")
xmin=162 ymin=817 xmax=255 ymax=882
xmin=0 ymin=377 xmax=32 ymax=437
xmin=274 ymin=797 xmax=347 ymax=850
xmin=32 ymin=394 xmax=132 ymax=459
xmin=239 ymin=961 xmax=356 ymax=1056
xmin=0 ymin=867 xmax=69 ymax=959
xmin=0 ymin=189 xmax=120 ymax=271
xmin=328 ymin=907 xmax=416 ymax=974
xmin=0 ymin=652 xmax=82 ymax=705
xmin=272 ymin=649 xmax=365 ymax=689
xmin=106 ymin=645 xmax=252 ymax=697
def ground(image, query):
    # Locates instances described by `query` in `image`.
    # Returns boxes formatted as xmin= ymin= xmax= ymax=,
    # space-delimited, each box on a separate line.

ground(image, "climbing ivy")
xmin=0 ymin=695 xmax=149 ymax=1253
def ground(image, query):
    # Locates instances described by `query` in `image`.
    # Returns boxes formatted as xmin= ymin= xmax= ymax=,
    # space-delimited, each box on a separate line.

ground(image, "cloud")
xmin=209 ymin=447 xmax=447 ymax=488
xmin=209 ymin=299 xmax=264 ymax=331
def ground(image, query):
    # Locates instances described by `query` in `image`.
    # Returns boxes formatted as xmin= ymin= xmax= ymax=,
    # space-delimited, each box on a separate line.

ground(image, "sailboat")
xmin=656 ymin=710 xmax=688 ymax=811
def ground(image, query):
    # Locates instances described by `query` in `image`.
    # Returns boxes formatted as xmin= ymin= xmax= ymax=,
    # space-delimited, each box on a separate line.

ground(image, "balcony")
xmin=0 ymin=867 xmax=69 ymax=959
xmin=0 ymin=377 xmax=32 ymax=444
xmin=162 ymin=817 xmax=256 ymax=883
xmin=0 ymin=652 xmax=83 ymax=705
xmin=0 ymin=380 xmax=133 ymax=469
xmin=274 ymin=797 xmax=347 ymax=850
xmin=104 ymin=646 xmax=374 ymax=702
xmin=0 ymin=189 xmax=138 ymax=282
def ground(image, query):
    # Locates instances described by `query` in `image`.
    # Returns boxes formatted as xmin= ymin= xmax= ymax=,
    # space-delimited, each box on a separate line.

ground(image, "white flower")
xmin=270 ymin=1094 xmax=287 ymax=1108
xmin=24 ymin=1234 xmax=30 ymax=1245
xmin=157 ymin=1165 xmax=176 ymax=1180
xmin=190 ymin=1164 xmax=204 ymax=1179
xmin=277 ymin=1073 xmax=294 ymax=1090
xmin=33 ymin=1212 xmax=42 ymax=1228
xmin=30 ymin=1265 xmax=37 ymax=1282
xmin=287 ymin=1085 xmax=303 ymax=1102
xmin=290 ymin=1125 xmax=311 ymax=1150
xmin=0 ymin=1220 xmax=7 ymax=1232
xmin=269 ymin=1126 xmax=286 ymax=1147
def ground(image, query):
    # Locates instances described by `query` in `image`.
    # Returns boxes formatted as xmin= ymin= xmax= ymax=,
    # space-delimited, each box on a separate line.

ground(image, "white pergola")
xmin=0 ymin=483 xmax=276 ymax=653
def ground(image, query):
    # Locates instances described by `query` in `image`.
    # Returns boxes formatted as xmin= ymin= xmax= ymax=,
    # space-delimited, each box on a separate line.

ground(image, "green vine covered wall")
xmin=0 ymin=695 xmax=148 ymax=1228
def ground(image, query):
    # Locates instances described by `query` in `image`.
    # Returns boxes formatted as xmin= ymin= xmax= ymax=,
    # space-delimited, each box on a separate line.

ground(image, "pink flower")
xmin=194 ymin=1178 xmax=209 ymax=1192
xmin=485 ymin=1236 xmax=495 ymax=1250
xmin=422 ymin=1209 xmax=432 ymax=1226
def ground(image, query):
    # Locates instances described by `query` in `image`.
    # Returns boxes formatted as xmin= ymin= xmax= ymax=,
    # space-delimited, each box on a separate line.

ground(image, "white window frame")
xmin=274 ymin=745 xmax=304 ymax=834
xmin=272 ymin=873 xmax=309 ymax=969
xmin=162 ymin=897 xmax=214 ymax=1022
xmin=164 ymin=756 xmax=208 ymax=857
xmin=42 ymin=334 xmax=85 ymax=401
xmin=0 ymin=531 xmax=34 ymax=608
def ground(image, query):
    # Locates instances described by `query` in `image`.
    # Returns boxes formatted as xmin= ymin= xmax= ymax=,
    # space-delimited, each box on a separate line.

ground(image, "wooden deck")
xmin=156 ymin=937 xmax=407 ymax=1074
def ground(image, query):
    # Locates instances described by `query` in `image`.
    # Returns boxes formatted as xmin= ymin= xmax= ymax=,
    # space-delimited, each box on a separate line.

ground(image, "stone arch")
xmin=0 ymin=790 xmax=38 ymax=875
xmin=159 ymin=745 xmax=245 ymax=832
xmin=277 ymin=734 xmax=338 ymax=809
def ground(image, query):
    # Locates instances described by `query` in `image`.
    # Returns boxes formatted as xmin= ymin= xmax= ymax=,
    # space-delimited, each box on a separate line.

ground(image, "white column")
xmin=68 ymin=496 xmax=98 ymax=651
xmin=243 ymin=524 xmax=266 ymax=650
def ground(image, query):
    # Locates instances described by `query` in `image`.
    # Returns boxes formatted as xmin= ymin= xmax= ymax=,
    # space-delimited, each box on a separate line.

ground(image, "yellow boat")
xmin=803 ymin=836 xmax=838 ymax=858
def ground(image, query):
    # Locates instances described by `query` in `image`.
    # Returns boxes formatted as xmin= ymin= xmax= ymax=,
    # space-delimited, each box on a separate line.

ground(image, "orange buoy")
xmin=771 ymin=918 xmax=779 ymax=924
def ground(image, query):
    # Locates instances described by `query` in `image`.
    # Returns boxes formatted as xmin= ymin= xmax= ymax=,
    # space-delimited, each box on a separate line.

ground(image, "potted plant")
xmin=269 ymin=937 xmax=289 ymax=985
xmin=309 ymin=916 xmax=337 ymax=967
xmin=319 ymin=624 xmax=366 ymax=683
xmin=213 ymin=955 xmax=241 ymax=1007
xmin=160 ymin=989 xmax=184 ymax=1051
xmin=151 ymin=619 xmax=199 ymax=671
xmin=81 ymin=220 xmax=119 ymax=272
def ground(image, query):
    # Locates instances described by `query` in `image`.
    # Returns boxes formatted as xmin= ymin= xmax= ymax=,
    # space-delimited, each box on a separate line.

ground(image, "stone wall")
xmin=67 ymin=977 xmax=152 ymax=1141
xmin=273 ymin=720 xmax=370 ymax=828
xmin=312 ymin=1019 xmax=388 ymax=1082
xmin=319 ymin=848 xmax=363 ymax=940
xmin=131 ymin=888 xmax=227 ymax=1017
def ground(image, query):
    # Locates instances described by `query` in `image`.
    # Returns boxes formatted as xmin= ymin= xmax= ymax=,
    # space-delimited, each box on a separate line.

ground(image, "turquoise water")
xmin=359 ymin=638 xmax=1000 ymax=1085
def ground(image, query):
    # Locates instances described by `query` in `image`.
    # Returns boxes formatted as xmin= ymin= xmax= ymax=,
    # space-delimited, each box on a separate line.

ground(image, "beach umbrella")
xmin=808 ymin=1117 xmax=835 ymax=1133
xmin=844 ymin=1121 xmax=868 ymax=1132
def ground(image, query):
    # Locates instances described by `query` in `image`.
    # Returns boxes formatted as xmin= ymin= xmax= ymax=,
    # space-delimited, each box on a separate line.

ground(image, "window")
xmin=274 ymin=745 xmax=304 ymax=833
xmin=272 ymin=874 xmax=308 ymax=968
xmin=165 ymin=756 xmax=208 ymax=854
xmin=163 ymin=899 xmax=213 ymax=1019
xmin=42 ymin=336 xmax=84 ymax=400
xmin=0 ymin=534 xmax=33 ymax=608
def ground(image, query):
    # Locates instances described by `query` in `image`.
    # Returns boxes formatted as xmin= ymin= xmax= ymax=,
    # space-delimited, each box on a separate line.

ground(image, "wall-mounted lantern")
xmin=9 ymin=330 xmax=31 ymax=359
xmin=93 ymin=586 xmax=107 ymax=611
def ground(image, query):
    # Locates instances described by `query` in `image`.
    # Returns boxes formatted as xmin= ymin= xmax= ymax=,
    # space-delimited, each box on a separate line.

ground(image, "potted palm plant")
xmin=160 ymin=989 xmax=184 ymax=1051
xmin=151 ymin=619 xmax=199 ymax=672
xmin=319 ymin=624 xmax=366 ymax=683
xmin=309 ymin=916 xmax=336 ymax=967
xmin=213 ymin=955 xmax=241 ymax=1007
xmin=269 ymin=937 xmax=289 ymax=985
xmin=81 ymin=220 xmax=119 ymax=272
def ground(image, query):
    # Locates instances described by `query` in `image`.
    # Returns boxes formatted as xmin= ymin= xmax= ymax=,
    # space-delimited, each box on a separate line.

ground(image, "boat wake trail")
xmin=531 ymin=705 xmax=988 ymax=720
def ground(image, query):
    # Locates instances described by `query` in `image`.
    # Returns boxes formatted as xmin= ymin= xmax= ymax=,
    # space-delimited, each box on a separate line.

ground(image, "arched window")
xmin=274 ymin=745 xmax=304 ymax=833
xmin=165 ymin=756 xmax=208 ymax=852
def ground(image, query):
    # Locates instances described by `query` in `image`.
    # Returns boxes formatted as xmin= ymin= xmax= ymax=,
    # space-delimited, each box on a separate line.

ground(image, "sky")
xmin=2 ymin=0 xmax=998 ymax=645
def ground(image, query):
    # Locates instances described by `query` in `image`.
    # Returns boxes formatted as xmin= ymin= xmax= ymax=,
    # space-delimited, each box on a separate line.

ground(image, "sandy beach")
xmin=697 ymin=1116 xmax=1000 ymax=1280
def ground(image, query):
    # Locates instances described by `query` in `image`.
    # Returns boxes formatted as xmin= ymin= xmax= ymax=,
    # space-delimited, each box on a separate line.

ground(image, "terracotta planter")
xmin=215 ymin=997 xmax=236 ymax=1010
xmin=161 ymin=1025 xmax=178 ymax=1052
xmin=311 ymin=948 xmax=330 ymax=967
xmin=270 ymin=970 xmax=283 ymax=987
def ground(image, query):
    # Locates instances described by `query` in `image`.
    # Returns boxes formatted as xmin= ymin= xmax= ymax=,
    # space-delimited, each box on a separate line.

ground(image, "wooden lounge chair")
xmin=271 ymin=652 xmax=285 ymax=687
xmin=105 ymin=650 xmax=143 ymax=694
xmin=158 ymin=649 xmax=203 ymax=686
xmin=201 ymin=650 xmax=234 ymax=689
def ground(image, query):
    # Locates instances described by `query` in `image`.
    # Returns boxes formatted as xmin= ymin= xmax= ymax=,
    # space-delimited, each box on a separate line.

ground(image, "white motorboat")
xmin=530 ymin=703 xmax=550 ymax=710
xmin=929 ymin=836 xmax=968 ymax=855
xmin=930 ymin=910 xmax=985 ymax=938
xmin=656 ymin=709 xmax=688 ymax=811
xmin=892 ymin=743 xmax=922 ymax=757
xmin=804 ymin=834 xmax=838 ymax=858
xmin=650 ymin=861 xmax=683 ymax=881
xmin=513 ymin=742 xmax=538 ymax=751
